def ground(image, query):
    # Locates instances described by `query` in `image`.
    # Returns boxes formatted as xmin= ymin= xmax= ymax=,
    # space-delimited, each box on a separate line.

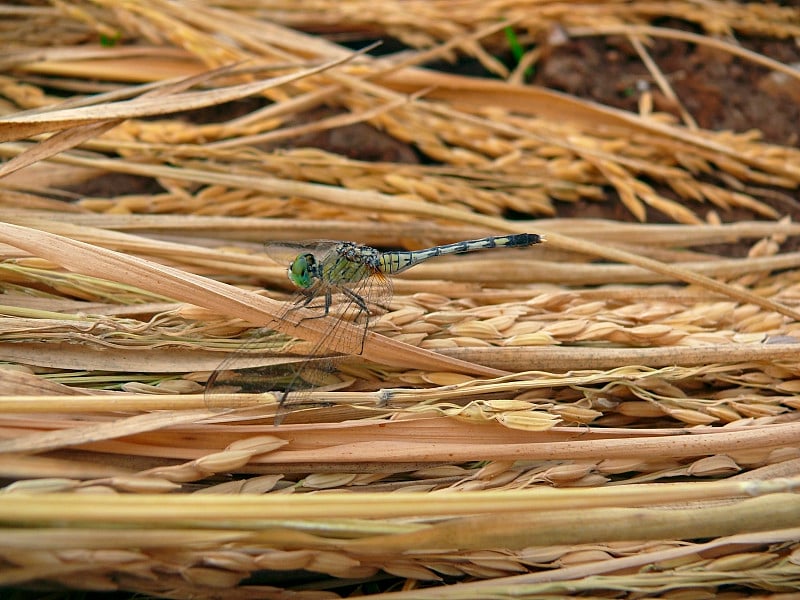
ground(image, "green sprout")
xmin=100 ymin=31 xmax=121 ymax=47
xmin=503 ymin=26 xmax=534 ymax=79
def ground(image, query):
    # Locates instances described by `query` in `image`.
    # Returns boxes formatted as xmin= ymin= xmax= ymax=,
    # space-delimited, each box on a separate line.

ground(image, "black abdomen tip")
xmin=508 ymin=233 xmax=542 ymax=247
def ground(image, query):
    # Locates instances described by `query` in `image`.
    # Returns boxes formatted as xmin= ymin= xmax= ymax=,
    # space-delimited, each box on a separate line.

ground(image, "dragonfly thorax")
xmin=288 ymin=252 xmax=318 ymax=289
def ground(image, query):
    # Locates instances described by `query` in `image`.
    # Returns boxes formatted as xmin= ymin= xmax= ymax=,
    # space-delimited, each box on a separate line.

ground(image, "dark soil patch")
xmin=535 ymin=28 xmax=800 ymax=147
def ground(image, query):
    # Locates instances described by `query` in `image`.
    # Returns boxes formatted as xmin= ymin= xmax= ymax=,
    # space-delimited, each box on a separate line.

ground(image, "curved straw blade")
xmin=0 ymin=222 xmax=505 ymax=380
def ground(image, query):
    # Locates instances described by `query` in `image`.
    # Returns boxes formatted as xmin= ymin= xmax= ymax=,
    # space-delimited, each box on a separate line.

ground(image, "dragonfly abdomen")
xmin=380 ymin=233 xmax=542 ymax=275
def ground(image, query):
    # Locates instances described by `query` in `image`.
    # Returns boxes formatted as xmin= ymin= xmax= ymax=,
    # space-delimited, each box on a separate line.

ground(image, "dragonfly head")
xmin=288 ymin=253 xmax=316 ymax=289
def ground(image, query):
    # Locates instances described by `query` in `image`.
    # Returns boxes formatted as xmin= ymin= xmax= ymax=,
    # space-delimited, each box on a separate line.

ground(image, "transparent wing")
xmin=271 ymin=264 xmax=393 ymax=423
xmin=205 ymin=247 xmax=393 ymax=424
xmin=263 ymin=240 xmax=340 ymax=269
xmin=305 ymin=259 xmax=393 ymax=356
xmin=204 ymin=322 xmax=302 ymax=409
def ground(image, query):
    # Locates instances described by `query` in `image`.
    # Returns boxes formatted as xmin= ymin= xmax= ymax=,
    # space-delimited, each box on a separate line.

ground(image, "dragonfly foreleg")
xmin=287 ymin=288 xmax=333 ymax=321
xmin=290 ymin=289 xmax=317 ymax=309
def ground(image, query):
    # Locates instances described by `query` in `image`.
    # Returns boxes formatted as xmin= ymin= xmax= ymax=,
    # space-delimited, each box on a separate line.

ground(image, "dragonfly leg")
xmin=273 ymin=389 xmax=291 ymax=426
xmin=287 ymin=289 xmax=333 ymax=321
xmin=288 ymin=289 xmax=317 ymax=309
xmin=341 ymin=287 xmax=371 ymax=353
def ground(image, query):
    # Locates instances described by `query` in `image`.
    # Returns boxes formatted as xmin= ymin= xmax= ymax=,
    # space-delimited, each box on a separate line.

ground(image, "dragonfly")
xmin=206 ymin=233 xmax=543 ymax=421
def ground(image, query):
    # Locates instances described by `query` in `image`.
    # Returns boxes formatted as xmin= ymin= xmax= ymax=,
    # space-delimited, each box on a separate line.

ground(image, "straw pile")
xmin=1 ymin=1 xmax=800 ymax=598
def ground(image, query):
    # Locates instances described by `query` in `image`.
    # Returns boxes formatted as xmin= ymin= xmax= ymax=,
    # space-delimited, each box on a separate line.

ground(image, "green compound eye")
xmin=288 ymin=253 xmax=314 ymax=289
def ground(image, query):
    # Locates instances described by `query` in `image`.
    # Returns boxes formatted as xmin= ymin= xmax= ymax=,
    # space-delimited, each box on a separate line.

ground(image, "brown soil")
xmin=535 ymin=29 xmax=800 ymax=223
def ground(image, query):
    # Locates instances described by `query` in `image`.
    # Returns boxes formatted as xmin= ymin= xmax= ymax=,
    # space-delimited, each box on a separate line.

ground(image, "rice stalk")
xmin=1 ymin=1 xmax=800 ymax=597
